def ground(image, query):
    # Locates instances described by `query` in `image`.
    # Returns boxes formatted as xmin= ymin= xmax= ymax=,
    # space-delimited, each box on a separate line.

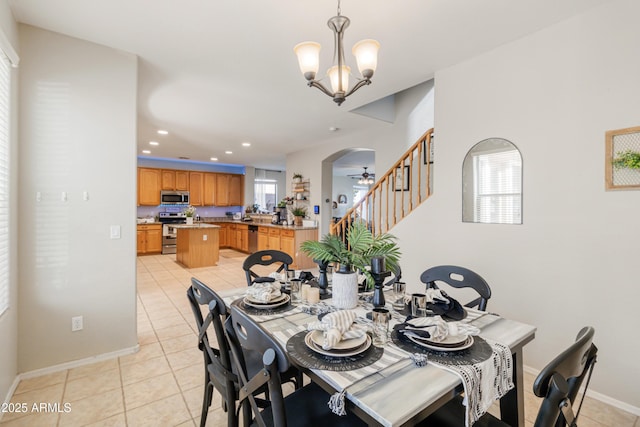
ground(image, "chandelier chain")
xmin=337 ymin=0 xmax=341 ymax=16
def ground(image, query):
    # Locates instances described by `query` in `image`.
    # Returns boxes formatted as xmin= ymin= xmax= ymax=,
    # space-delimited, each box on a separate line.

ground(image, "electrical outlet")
xmin=203 ymin=234 xmax=207 ymax=241
xmin=71 ymin=316 xmax=83 ymax=332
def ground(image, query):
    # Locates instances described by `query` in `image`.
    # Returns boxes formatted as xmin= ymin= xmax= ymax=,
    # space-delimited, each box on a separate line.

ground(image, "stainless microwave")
xmin=160 ymin=191 xmax=190 ymax=205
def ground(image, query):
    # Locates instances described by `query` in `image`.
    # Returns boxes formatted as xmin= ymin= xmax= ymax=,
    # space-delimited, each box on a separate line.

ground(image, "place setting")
xmin=234 ymin=281 xmax=295 ymax=315
xmin=285 ymin=310 xmax=384 ymax=371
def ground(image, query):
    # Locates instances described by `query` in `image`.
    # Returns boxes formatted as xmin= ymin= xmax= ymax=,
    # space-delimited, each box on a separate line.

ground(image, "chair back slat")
xmin=242 ymin=250 xmax=293 ymax=286
xmin=420 ymin=265 xmax=492 ymax=311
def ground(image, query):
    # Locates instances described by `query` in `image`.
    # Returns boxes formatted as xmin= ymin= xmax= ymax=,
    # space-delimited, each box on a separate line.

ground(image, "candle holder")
xmin=372 ymin=270 xmax=391 ymax=308
xmin=313 ymin=259 xmax=330 ymax=296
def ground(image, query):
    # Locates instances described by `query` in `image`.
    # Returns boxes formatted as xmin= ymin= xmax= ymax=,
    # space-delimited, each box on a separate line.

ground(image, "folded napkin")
xmin=425 ymin=288 xmax=466 ymax=320
xmin=399 ymin=316 xmax=481 ymax=343
xmin=246 ymin=282 xmax=282 ymax=302
xmin=307 ymin=310 xmax=367 ymax=350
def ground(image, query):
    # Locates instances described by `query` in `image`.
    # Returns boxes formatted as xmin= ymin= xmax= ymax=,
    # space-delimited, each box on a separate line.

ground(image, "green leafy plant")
xmin=291 ymin=206 xmax=307 ymax=217
xmin=182 ymin=205 xmax=196 ymax=217
xmin=612 ymin=150 xmax=640 ymax=170
xmin=292 ymin=173 xmax=303 ymax=180
xmin=300 ymin=221 xmax=401 ymax=289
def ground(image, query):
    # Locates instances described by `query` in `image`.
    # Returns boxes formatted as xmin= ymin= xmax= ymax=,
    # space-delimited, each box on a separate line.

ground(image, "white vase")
xmin=331 ymin=271 xmax=358 ymax=309
xmin=186 ymin=217 xmax=193 ymax=225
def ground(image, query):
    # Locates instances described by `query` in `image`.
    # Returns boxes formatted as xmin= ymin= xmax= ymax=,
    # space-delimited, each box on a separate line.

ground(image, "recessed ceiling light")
xmin=149 ymin=141 xmax=159 ymax=146
xmin=242 ymin=142 xmax=251 ymax=147
xmin=225 ymin=151 xmax=233 ymax=154
xmin=210 ymin=157 xmax=218 ymax=161
xmin=157 ymin=130 xmax=168 ymax=135
xmin=142 ymin=150 xmax=151 ymax=154
xmin=329 ymin=127 xmax=339 ymax=132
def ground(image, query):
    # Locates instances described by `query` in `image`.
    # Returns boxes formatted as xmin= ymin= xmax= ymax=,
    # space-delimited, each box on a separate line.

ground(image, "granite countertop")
xmin=204 ymin=220 xmax=317 ymax=230
xmin=171 ymin=224 xmax=220 ymax=229
xmin=136 ymin=221 xmax=162 ymax=225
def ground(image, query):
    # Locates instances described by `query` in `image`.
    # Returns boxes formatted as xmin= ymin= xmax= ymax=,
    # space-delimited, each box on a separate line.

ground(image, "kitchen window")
xmin=0 ymin=48 xmax=12 ymax=316
xmin=254 ymin=179 xmax=277 ymax=212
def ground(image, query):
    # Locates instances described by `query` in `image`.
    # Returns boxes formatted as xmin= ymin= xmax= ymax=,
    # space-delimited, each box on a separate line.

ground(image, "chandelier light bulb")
xmin=352 ymin=39 xmax=380 ymax=78
xmin=328 ymin=65 xmax=350 ymax=93
xmin=294 ymin=42 xmax=321 ymax=80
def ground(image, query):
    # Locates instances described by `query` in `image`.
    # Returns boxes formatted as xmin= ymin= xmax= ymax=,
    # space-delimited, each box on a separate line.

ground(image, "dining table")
xmin=219 ymin=286 xmax=536 ymax=427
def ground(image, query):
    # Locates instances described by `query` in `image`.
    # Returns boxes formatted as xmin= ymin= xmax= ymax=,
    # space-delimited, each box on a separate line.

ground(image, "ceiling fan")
xmin=348 ymin=167 xmax=375 ymax=185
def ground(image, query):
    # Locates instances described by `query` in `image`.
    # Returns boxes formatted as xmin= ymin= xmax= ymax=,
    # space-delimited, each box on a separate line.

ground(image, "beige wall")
xmin=17 ymin=25 xmax=138 ymax=371
xmin=0 ymin=0 xmax=19 ymax=404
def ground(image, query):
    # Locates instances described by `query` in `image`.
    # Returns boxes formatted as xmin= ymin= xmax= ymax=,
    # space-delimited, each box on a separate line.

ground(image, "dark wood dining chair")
xmin=419 ymin=265 xmax=492 ymax=311
xmin=420 ymin=326 xmax=598 ymax=427
xmin=226 ymin=304 xmax=368 ymax=427
xmin=242 ymin=250 xmax=293 ymax=287
xmin=187 ymin=278 xmax=302 ymax=427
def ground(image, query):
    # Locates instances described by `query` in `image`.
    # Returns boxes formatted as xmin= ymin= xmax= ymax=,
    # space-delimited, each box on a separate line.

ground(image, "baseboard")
xmin=523 ymin=365 xmax=640 ymax=416
xmin=1 ymin=343 xmax=139 ymax=421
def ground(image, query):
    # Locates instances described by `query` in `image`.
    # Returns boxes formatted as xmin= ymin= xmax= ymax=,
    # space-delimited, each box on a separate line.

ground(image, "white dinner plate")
xmin=243 ymin=294 xmax=290 ymax=309
xmin=245 ymin=293 xmax=287 ymax=305
xmin=305 ymin=332 xmax=371 ymax=357
xmin=407 ymin=334 xmax=474 ymax=352
xmin=308 ymin=329 xmax=368 ymax=351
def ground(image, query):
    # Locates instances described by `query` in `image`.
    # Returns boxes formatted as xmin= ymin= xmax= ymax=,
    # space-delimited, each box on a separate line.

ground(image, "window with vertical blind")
xmin=0 ymin=50 xmax=10 ymax=316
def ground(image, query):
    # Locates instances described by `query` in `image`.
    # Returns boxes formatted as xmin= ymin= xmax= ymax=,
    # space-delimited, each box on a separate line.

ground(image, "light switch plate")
xmin=110 ymin=225 xmax=121 ymax=239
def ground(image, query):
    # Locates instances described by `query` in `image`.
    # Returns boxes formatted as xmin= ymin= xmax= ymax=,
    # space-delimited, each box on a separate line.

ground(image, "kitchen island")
xmin=174 ymin=224 xmax=220 ymax=268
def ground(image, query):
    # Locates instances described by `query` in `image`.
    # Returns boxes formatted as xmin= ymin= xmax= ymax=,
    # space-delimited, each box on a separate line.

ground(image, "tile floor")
xmin=1 ymin=250 xmax=637 ymax=426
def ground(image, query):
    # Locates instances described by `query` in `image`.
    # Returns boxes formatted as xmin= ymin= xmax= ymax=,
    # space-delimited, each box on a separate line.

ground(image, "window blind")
xmin=474 ymin=150 xmax=522 ymax=224
xmin=0 ymin=50 xmax=10 ymax=316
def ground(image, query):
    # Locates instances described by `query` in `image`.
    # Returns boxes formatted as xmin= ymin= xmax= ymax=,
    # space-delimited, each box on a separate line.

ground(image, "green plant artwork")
xmin=612 ymin=150 xmax=640 ymax=170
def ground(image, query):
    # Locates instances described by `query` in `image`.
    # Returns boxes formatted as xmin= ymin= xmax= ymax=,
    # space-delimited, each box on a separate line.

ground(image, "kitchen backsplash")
xmin=136 ymin=205 xmax=242 ymax=221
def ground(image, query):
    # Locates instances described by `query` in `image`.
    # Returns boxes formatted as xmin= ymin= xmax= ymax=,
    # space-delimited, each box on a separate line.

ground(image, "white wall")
xmin=288 ymin=0 xmax=639 ymax=411
xmin=0 ymin=0 xmax=19 ymax=403
xmin=395 ymin=0 xmax=639 ymax=410
xmin=332 ymin=176 xmax=355 ymax=218
xmin=17 ymin=25 xmax=138 ymax=371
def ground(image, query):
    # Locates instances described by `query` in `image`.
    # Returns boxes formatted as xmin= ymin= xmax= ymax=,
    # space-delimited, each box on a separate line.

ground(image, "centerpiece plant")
xmin=183 ymin=205 xmax=196 ymax=224
xmin=301 ymin=221 xmax=401 ymax=308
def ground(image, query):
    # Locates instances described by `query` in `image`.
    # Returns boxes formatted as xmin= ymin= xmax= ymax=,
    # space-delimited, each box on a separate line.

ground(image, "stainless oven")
xmin=159 ymin=212 xmax=186 ymax=254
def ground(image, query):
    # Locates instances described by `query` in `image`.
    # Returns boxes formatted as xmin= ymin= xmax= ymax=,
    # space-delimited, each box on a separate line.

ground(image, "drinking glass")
xmin=392 ymin=282 xmax=406 ymax=310
xmin=290 ymin=279 xmax=302 ymax=303
xmin=411 ymin=293 xmax=427 ymax=317
xmin=372 ymin=308 xmax=389 ymax=346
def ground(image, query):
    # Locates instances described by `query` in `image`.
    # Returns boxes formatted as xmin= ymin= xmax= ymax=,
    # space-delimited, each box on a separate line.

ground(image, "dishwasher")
xmin=248 ymin=225 xmax=259 ymax=253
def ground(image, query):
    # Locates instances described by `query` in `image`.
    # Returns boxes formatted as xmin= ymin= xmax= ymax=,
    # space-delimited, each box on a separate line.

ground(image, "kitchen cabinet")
xmin=279 ymin=229 xmax=295 ymax=260
xmin=203 ymin=173 xmax=216 ymax=206
xmin=138 ymin=168 xmax=161 ymax=206
xmin=217 ymin=223 xmax=228 ymax=247
xmin=161 ymin=170 xmax=189 ymax=191
xmin=229 ymin=174 xmax=244 ymax=206
xmin=216 ymin=173 xmax=244 ymax=206
xmin=137 ymin=224 xmax=162 ymax=254
xmin=236 ymin=224 xmax=249 ymax=252
xmin=257 ymin=227 xmax=268 ymax=251
xmin=268 ymin=228 xmax=281 ymax=251
xmin=189 ymin=172 xmax=204 ymax=206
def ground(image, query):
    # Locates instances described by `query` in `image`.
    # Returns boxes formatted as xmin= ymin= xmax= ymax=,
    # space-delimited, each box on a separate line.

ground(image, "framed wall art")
xmin=605 ymin=126 xmax=640 ymax=190
xmin=393 ymin=165 xmax=410 ymax=191
xmin=337 ymin=194 xmax=347 ymax=204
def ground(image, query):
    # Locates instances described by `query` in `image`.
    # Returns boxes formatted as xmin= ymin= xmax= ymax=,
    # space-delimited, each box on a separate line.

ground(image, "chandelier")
xmin=294 ymin=0 xmax=380 ymax=106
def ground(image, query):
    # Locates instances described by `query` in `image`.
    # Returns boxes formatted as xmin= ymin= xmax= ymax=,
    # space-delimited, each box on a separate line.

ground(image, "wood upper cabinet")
xmin=229 ymin=174 xmax=244 ymax=206
xmin=162 ymin=170 xmax=190 ymax=191
xmin=138 ymin=168 xmax=161 ymax=206
xmin=203 ymin=173 xmax=216 ymax=206
xmin=189 ymin=172 xmax=204 ymax=206
xmin=215 ymin=173 xmax=244 ymax=206
xmin=215 ymin=174 xmax=230 ymax=206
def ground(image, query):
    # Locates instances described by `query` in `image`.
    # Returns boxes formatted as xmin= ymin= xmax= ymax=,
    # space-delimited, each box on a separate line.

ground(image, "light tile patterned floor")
xmin=1 ymin=250 xmax=637 ymax=426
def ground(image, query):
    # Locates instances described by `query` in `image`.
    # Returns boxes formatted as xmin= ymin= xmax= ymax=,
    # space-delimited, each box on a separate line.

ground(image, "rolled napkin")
xmin=246 ymin=282 xmax=282 ymax=302
xmin=425 ymin=288 xmax=466 ymax=320
xmin=307 ymin=310 xmax=367 ymax=350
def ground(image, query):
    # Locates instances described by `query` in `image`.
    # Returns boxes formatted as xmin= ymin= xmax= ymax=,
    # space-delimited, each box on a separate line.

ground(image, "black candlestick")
xmin=314 ymin=259 xmax=330 ymax=295
xmin=372 ymin=270 xmax=391 ymax=308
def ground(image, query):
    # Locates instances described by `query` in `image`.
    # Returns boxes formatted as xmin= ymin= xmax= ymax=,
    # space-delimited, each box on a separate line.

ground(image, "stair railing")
xmin=331 ymin=128 xmax=434 ymax=241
